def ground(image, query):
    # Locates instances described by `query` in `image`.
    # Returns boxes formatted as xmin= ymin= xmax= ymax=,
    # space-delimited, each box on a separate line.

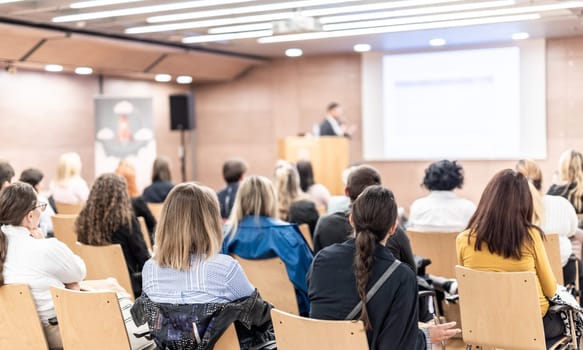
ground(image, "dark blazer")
xmin=143 ymin=180 xmax=174 ymax=203
xmin=319 ymin=118 xmax=339 ymax=136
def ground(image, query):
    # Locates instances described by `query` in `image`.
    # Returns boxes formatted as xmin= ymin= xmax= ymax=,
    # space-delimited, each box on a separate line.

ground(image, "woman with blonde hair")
xmin=75 ymin=173 xmax=150 ymax=297
xmin=548 ymin=149 xmax=583 ymax=213
xmin=222 ymin=175 xmax=314 ymax=316
xmin=274 ymin=161 xmax=319 ymax=235
xmin=51 ymin=152 xmax=90 ymax=204
xmin=135 ymin=183 xmax=274 ymax=349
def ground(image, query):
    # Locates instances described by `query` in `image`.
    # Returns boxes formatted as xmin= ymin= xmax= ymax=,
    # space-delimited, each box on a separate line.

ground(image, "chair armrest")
xmin=418 ymin=290 xmax=436 ymax=299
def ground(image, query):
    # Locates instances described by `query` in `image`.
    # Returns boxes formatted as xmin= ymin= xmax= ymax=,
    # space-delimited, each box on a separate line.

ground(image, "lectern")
xmin=277 ymin=136 xmax=349 ymax=195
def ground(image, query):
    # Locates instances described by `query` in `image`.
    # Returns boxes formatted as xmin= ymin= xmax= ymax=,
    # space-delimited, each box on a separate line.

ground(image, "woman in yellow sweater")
xmin=456 ymin=169 xmax=563 ymax=344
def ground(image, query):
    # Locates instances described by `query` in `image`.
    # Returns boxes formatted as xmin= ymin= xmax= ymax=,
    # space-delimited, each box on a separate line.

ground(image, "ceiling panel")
xmin=0 ymin=23 xmax=65 ymax=61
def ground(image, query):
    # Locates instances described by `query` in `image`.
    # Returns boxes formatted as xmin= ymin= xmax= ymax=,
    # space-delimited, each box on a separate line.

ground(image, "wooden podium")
xmin=277 ymin=136 xmax=349 ymax=195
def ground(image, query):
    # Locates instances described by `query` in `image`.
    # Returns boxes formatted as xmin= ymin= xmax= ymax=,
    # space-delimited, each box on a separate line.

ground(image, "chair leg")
xmin=465 ymin=345 xmax=472 ymax=350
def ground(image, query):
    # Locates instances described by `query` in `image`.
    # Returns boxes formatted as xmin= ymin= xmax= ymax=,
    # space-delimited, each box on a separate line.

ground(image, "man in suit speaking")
xmin=319 ymin=102 xmax=356 ymax=137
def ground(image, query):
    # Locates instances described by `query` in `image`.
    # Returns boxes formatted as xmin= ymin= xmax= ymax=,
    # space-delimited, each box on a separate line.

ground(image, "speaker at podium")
xmin=277 ymin=136 xmax=349 ymax=195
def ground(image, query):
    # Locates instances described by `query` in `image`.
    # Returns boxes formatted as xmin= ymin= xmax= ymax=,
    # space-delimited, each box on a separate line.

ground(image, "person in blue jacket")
xmin=222 ymin=175 xmax=314 ymax=316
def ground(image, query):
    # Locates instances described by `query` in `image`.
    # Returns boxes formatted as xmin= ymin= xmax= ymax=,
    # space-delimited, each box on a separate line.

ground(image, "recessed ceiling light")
xmin=285 ymin=48 xmax=303 ymax=57
xmin=155 ymin=74 xmax=172 ymax=82
xmin=75 ymin=67 xmax=93 ymax=75
xmin=45 ymin=64 xmax=63 ymax=72
xmin=176 ymin=75 xmax=193 ymax=84
xmin=429 ymin=38 xmax=447 ymax=46
xmin=512 ymin=32 xmax=530 ymax=40
xmin=353 ymin=43 xmax=371 ymax=52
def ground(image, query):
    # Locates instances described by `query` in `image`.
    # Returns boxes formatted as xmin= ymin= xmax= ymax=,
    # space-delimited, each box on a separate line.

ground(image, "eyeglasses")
xmin=32 ymin=203 xmax=48 ymax=212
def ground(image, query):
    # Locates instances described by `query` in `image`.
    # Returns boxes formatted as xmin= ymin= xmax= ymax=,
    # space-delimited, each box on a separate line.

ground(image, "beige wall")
xmin=195 ymin=38 xmax=583 ymax=212
xmin=0 ymin=71 xmax=192 ymax=193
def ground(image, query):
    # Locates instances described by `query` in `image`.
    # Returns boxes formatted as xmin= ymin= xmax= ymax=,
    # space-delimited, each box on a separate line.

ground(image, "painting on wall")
xmin=94 ymin=97 xmax=155 ymax=191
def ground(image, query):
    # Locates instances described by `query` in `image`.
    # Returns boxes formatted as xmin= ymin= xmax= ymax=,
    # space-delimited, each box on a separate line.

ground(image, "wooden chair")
xmin=0 ymin=284 xmax=48 ymax=349
xmin=146 ymin=202 xmax=164 ymax=221
xmin=54 ymin=202 xmax=84 ymax=215
xmin=137 ymin=217 xmax=153 ymax=254
xmin=212 ymin=323 xmax=240 ymax=350
xmin=233 ymin=256 xmax=299 ymax=315
xmin=271 ymin=309 xmax=368 ymax=350
xmin=50 ymin=287 xmax=131 ymax=350
xmin=456 ymin=266 xmax=576 ymax=350
xmin=75 ymin=243 xmax=134 ymax=299
xmin=298 ymin=224 xmax=314 ymax=251
xmin=407 ymin=230 xmax=458 ymax=278
xmin=543 ymin=233 xmax=564 ymax=285
xmin=51 ymin=214 xmax=78 ymax=251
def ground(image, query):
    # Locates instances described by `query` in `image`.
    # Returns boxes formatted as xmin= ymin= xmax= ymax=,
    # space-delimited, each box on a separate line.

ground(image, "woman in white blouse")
xmin=0 ymin=182 xmax=86 ymax=349
xmin=408 ymin=160 xmax=476 ymax=232
xmin=51 ymin=152 xmax=90 ymax=205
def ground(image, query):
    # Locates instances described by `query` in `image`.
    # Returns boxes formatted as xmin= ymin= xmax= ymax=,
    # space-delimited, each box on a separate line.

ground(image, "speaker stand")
xmin=179 ymin=129 xmax=186 ymax=182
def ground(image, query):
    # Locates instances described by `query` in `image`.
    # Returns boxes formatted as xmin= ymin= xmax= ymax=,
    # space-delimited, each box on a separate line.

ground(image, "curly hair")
xmin=422 ymin=160 xmax=464 ymax=191
xmin=75 ymin=173 xmax=132 ymax=246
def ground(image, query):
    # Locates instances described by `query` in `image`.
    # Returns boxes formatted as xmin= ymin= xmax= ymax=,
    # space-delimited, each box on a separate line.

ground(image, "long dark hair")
xmin=351 ymin=185 xmax=398 ymax=329
xmin=296 ymin=160 xmax=315 ymax=192
xmin=0 ymin=182 xmax=38 ymax=286
xmin=467 ymin=169 xmax=542 ymax=259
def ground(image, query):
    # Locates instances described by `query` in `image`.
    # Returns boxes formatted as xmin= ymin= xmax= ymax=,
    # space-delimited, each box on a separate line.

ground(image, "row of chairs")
xmin=53 ymin=201 xmax=164 ymax=219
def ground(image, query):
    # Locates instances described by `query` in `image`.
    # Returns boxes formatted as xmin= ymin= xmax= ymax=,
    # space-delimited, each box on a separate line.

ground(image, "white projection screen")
xmin=361 ymin=40 xmax=547 ymax=161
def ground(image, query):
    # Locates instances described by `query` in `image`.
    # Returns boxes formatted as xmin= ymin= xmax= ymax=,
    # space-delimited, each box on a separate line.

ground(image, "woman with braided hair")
xmin=308 ymin=185 xmax=459 ymax=349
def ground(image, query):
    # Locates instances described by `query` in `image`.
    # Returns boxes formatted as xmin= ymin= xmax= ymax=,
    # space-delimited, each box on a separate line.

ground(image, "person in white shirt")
xmin=408 ymin=160 xmax=476 ymax=232
xmin=19 ymin=168 xmax=55 ymax=237
xmin=51 ymin=152 xmax=90 ymax=205
xmin=0 ymin=182 xmax=86 ymax=349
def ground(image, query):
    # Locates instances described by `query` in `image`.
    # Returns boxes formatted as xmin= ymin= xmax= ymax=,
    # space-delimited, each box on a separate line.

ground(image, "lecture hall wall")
xmin=1 ymin=36 xmax=583 ymax=211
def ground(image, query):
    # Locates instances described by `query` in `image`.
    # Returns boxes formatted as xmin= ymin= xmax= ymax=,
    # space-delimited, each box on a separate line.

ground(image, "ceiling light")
xmin=147 ymin=0 xmax=360 ymax=23
xmin=0 ymin=0 xmax=24 ymax=4
xmin=176 ymin=76 xmax=193 ymax=84
xmin=52 ymin=0 xmax=256 ymax=23
xmin=127 ymin=12 xmax=293 ymax=34
xmin=45 ymin=64 xmax=63 ymax=72
xmin=512 ymin=32 xmax=530 ymax=40
xmin=353 ymin=43 xmax=371 ymax=52
xmin=75 ymin=67 xmax=93 ymax=75
xmin=183 ymin=30 xmax=273 ymax=44
xmin=285 ymin=48 xmax=303 ymax=57
xmin=154 ymin=74 xmax=172 ymax=82
xmin=258 ymin=13 xmax=540 ymax=43
xmin=429 ymin=38 xmax=447 ymax=46
xmin=208 ymin=23 xmax=273 ymax=34
xmin=70 ymin=0 xmax=143 ymax=9
xmin=303 ymin=0 xmax=464 ymax=17
xmin=319 ymin=0 xmax=514 ymax=24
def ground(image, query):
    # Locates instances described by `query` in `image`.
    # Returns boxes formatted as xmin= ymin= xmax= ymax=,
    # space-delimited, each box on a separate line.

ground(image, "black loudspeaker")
xmin=169 ymin=93 xmax=195 ymax=130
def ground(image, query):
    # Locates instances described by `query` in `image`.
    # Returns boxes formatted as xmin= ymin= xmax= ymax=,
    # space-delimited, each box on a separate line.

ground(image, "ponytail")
xmin=354 ymin=229 xmax=377 ymax=329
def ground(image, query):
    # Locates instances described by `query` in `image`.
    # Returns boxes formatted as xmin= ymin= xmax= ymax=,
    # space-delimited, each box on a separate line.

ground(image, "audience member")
xmin=274 ymin=161 xmax=319 ymax=236
xmin=75 ymin=173 xmax=150 ymax=297
xmin=0 ymin=182 xmax=86 ymax=349
xmin=142 ymin=157 xmax=173 ymax=203
xmin=222 ymin=175 xmax=313 ymax=316
xmin=548 ymin=149 xmax=583 ymax=214
xmin=326 ymin=165 xmax=354 ymax=214
xmin=408 ymin=160 xmax=476 ymax=232
xmin=296 ymin=160 xmax=330 ymax=211
xmin=19 ymin=168 xmax=56 ymax=237
xmin=217 ymin=158 xmax=247 ymax=219
xmin=312 ymin=165 xmax=416 ymax=271
xmin=308 ymin=185 xmax=460 ymax=350
xmin=51 ymin=152 xmax=90 ymax=204
xmin=133 ymin=183 xmax=274 ymax=349
xmin=457 ymin=169 xmax=579 ymax=346
xmin=115 ymin=160 xmax=157 ymax=239
xmin=0 ymin=161 xmax=14 ymax=190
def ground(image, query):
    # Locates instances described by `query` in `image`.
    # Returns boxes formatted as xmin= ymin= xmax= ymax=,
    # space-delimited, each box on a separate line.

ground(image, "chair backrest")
xmin=542 ymin=233 xmax=564 ymax=285
xmin=211 ymin=323 xmax=240 ymax=350
xmin=51 ymin=214 xmax=78 ymax=251
xmin=456 ymin=266 xmax=546 ymax=350
xmin=407 ymin=230 xmax=458 ymax=278
xmin=233 ymin=256 xmax=299 ymax=315
xmin=146 ymin=203 xmax=164 ymax=221
xmin=50 ymin=286 xmax=130 ymax=350
xmin=0 ymin=284 xmax=48 ymax=349
xmin=137 ymin=217 xmax=153 ymax=254
xmin=54 ymin=202 xmax=84 ymax=215
xmin=298 ymin=224 xmax=314 ymax=251
xmin=271 ymin=309 xmax=368 ymax=350
xmin=75 ymin=243 xmax=134 ymax=298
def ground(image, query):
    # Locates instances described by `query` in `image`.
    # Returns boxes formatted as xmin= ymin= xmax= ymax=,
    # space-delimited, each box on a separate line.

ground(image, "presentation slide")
xmin=361 ymin=41 xmax=546 ymax=161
